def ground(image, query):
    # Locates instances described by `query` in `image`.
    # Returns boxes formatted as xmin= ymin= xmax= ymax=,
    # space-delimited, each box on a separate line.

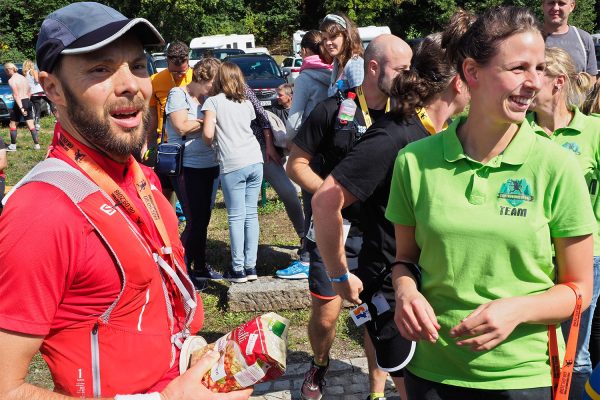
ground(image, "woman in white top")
xmin=202 ymin=62 xmax=263 ymax=283
xmin=165 ymin=58 xmax=222 ymax=283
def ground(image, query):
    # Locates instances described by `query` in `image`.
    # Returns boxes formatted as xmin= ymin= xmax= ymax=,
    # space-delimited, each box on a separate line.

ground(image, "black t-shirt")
xmin=294 ymin=95 xmax=384 ymax=227
xmin=331 ymin=114 xmax=429 ymax=292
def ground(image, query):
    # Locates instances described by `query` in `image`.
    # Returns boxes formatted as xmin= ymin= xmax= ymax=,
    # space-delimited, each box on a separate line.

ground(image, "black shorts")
xmin=155 ymin=169 xmax=174 ymax=194
xmin=10 ymin=99 xmax=34 ymax=121
xmin=307 ymin=235 xmax=362 ymax=299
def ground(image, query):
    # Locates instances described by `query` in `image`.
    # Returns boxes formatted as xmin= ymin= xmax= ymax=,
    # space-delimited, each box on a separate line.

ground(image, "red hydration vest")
xmin=6 ymin=158 xmax=203 ymax=397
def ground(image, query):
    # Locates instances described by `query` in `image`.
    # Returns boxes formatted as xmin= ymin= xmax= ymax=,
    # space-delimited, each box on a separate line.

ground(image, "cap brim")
xmin=366 ymin=311 xmax=416 ymax=372
xmin=62 ymin=18 xmax=164 ymax=55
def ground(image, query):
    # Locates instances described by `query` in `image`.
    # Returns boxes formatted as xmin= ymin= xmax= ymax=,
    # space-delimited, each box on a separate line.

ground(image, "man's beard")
xmin=377 ymin=70 xmax=392 ymax=97
xmin=63 ymin=83 xmax=148 ymax=159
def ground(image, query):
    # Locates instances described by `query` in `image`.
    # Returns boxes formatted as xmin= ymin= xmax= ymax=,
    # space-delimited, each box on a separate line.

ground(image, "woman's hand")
xmin=450 ymin=297 xmax=524 ymax=351
xmin=394 ymin=280 xmax=440 ymax=343
xmin=265 ymin=142 xmax=283 ymax=165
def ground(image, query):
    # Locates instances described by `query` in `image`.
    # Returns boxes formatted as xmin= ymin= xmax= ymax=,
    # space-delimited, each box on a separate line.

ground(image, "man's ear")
xmin=39 ymin=71 xmax=66 ymax=107
xmin=367 ymin=59 xmax=379 ymax=79
xmin=462 ymin=58 xmax=479 ymax=90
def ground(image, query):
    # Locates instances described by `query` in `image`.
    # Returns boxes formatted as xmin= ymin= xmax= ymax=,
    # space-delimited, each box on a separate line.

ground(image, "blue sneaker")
xmin=224 ymin=269 xmax=248 ymax=283
xmin=245 ymin=267 xmax=258 ymax=281
xmin=276 ymin=260 xmax=309 ymax=280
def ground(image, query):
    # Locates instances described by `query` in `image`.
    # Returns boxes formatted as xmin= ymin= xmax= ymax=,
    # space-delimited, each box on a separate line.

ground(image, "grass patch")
xmin=7 ymin=116 xmax=366 ymax=389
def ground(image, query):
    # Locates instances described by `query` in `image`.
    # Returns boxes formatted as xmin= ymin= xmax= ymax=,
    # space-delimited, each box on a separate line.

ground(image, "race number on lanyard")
xmin=356 ymin=86 xmax=390 ymax=128
xmin=56 ymin=133 xmax=173 ymax=257
xmin=549 ymin=282 xmax=583 ymax=400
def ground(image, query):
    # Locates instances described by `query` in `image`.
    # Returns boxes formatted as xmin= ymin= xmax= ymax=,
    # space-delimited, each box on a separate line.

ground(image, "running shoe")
xmin=276 ymin=260 xmax=309 ymax=280
xmin=245 ymin=267 xmax=258 ymax=281
xmin=33 ymin=144 xmax=41 ymax=150
xmin=300 ymin=360 xmax=328 ymax=400
xmin=6 ymin=144 xmax=16 ymax=152
xmin=365 ymin=396 xmax=387 ymax=400
xmin=192 ymin=265 xmax=224 ymax=281
xmin=224 ymin=269 xmax=248 ymax=283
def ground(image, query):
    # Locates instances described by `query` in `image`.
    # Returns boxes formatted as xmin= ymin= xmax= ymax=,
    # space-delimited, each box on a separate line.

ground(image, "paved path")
xmin=250 ymin=357 xmax=401 ymax=400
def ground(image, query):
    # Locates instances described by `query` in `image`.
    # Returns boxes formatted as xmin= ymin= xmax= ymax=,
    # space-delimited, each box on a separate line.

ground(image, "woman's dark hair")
xmin=445 ymin=6 xmax=542 ymax=82
xmin=389 ymin=22 xmax=474 ymax=120
xmin=319 ymin=11 xmax=363 ymax=67
xmin=301 ymin=30 xmax=333 ymax=64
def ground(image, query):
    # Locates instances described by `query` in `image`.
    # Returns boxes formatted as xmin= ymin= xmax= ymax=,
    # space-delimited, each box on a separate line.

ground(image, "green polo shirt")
xmin=528 ymin=107 xmax=600 ymax=255
xmin=385 ymin=116 xmax=595 ymax=389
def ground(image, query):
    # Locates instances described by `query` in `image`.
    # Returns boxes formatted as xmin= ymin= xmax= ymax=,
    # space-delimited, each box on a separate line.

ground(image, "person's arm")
xmin=312 ymin=175 xmax=361 ymax=303
xmin=450 ymin=235 xmax=592 ymax=352
xmin=0 ymin=329 xmax=252 ymax=400
xmin=202 ymin=110 xmax=216 ymax=146
xmin=32 ymin=70 xmax=40 ymax=84
xmin=168 ymin=109 xmax=202 ymax=137
xmin=585 ymin=33 xmax=598 ymax=79
xmin=286 ymin=145 xmax=322 ymax=194
xmin=285 ymin=76 xmax=309 ymax=140
xmin=0 ymin=149 xmax=7 ymax=172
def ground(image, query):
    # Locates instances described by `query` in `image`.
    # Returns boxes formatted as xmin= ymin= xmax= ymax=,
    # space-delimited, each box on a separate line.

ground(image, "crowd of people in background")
xmin=4 ymin=0 xmax=600 ymax=399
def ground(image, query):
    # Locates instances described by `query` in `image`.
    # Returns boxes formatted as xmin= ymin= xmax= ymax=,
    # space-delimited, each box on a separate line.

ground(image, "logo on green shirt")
xmin=498 ymin=179 xmax=534 ymax=207
xmin=561 ymin=142 xmax=581 ymax=155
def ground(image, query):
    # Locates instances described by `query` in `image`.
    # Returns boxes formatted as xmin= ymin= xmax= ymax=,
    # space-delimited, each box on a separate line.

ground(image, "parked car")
xmin=225 ymin=54 xmax=286 ymax=109
xmin=189 ymin=48 xmax=245 ymax=67
xmin=280 ymin=56 xmax=302 ymax=84
xmin=154 ymin=55 xmax=167 ymax=73
xmin=0 ymin=65 xmax=20 ymax=122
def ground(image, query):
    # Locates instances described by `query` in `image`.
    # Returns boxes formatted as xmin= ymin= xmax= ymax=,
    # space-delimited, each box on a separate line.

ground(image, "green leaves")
xmin=0 ymin=0 xmax=597 ymax=63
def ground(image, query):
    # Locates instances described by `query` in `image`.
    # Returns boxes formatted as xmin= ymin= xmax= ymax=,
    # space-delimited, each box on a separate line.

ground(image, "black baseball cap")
xmin=36 ymin=2 xmax=164 ymax=73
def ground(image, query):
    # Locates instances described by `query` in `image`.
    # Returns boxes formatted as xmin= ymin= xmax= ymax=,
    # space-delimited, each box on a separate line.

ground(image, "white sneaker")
xmin=6 ymin=144 xmax=16 ymax=152
xmin=34 ymin=144 xmax=41 ymax=150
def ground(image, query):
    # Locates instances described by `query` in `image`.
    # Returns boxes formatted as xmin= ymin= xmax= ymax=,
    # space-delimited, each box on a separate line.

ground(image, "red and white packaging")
xmin=179 ymin=312 xmax=289 ymax=392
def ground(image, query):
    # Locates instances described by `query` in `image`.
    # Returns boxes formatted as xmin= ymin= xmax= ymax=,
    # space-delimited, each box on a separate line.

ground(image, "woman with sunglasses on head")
xmin=319 ymin=12 xmax=364 ymax=97
xmin=527 ymin=47 xmax=598 ymax=400
xmin=386 ymin=7 xmax=595 ymax=399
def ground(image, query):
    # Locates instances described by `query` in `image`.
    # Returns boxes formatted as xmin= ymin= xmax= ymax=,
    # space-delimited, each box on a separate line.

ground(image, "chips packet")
xmin=179 ymin=312 xmax=289 ymax=392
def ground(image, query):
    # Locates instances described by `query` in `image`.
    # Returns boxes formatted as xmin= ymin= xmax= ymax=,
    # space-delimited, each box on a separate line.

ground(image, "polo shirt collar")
xmin=528 ymin=106 xmax=584 ymax=138
xmin=443 ymin=115 xmax=535 ymax=166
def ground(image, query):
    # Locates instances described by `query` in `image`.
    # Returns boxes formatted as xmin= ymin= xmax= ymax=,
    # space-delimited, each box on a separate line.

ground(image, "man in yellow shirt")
xmin=147 ymin=40 xmax=193 ymax=199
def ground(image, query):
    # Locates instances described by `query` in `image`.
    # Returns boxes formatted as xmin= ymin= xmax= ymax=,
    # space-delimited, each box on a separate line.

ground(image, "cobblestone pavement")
xmin=250 ymin=357 xmax=401 ymax=400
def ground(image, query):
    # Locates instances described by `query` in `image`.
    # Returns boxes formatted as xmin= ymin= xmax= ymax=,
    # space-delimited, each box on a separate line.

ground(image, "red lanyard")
xmin=549 ymin=282 xmax=582 ymax=400
xmin=56 ymin=133 xmax=172 ymax=257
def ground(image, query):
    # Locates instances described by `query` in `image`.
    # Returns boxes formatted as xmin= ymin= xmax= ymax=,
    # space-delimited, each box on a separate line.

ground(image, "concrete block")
xmin=227 ymin=277 xmax=311 ymax=312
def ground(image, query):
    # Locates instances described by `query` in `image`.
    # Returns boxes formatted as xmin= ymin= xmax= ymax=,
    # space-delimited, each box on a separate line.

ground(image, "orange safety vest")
xmin=6 ymin=158 xmax=203 ymax=397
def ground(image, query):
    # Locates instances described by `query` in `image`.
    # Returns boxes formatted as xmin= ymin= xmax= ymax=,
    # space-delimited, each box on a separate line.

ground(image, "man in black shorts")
xmin=4 ymin=63 xmax=40 ymax=151
xmin=286 ymin=34 xmax=412 ymax=400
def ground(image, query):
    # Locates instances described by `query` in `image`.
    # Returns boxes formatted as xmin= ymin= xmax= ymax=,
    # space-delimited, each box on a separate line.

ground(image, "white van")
xmin=189 ymin=34 xmax=255 ymax=66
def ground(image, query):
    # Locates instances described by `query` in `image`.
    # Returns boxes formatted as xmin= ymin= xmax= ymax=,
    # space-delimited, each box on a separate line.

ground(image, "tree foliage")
xmin=0 ymin=0 xmax=597 ymax=63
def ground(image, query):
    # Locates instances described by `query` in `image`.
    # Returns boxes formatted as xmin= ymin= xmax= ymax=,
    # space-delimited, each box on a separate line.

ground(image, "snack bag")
xmin=179 ymin=312 xmax=289 ymax=392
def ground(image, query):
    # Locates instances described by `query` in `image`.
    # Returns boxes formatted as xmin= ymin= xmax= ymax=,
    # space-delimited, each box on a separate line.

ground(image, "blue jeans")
xmin=220 ymin=163 xmax=263 ymax=272
xmin=561 ymin=255 xmax=600 ymax=400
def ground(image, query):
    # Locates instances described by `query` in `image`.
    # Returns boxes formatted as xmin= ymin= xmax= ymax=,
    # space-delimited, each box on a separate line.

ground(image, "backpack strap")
xmin=571 ymin=26 xmax=588 ymax=67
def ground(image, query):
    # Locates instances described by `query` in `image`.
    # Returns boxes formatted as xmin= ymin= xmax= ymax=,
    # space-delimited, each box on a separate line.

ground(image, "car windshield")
xmin=233 ymin=58 xmax=281 ymax=79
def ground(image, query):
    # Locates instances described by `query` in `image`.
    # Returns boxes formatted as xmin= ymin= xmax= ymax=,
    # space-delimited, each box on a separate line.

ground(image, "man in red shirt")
xmin=0 ymin=3 xmax=250 ymax=400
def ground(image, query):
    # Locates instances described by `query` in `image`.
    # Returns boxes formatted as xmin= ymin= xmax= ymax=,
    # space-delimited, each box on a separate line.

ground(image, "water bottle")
xmin=337 ymin=92 xmax=357 ymax=125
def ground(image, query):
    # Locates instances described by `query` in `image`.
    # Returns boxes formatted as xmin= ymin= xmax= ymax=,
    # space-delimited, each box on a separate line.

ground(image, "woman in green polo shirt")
xmin=528 ymin=46 xmax=600 ymax=400
xmin=385 ymin=6 xmax=596 ymax=399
